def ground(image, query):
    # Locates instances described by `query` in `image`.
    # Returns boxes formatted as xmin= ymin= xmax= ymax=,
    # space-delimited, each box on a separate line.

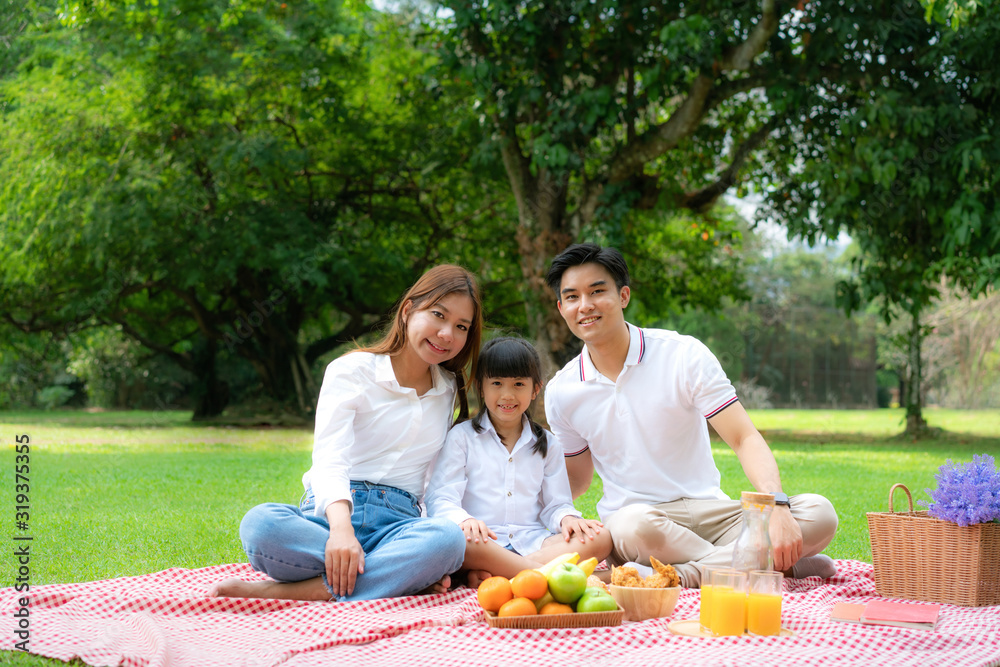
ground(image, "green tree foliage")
xmin=0 ymin=0 xmax=514 ymax=416
xmin=664 ymin=234 xmax=880 ymax=409
xmin=762 ymin=0 xmax=1000 ymax=435
xmin=433 ymin=0 xmax=795 ymax=368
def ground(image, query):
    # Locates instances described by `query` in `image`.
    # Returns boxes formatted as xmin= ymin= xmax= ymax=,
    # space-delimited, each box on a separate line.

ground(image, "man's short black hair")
xmin=545 ymin=243 xmax=631 ymax=299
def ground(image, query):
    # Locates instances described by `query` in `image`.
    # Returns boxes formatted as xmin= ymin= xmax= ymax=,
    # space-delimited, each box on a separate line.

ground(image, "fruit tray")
xmin=484 ymin=603 xmax=624 ymax=629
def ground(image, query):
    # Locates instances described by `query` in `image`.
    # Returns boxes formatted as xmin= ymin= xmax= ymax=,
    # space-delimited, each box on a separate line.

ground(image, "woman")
xmin=211 ymin=264 xmax=483 ymax=601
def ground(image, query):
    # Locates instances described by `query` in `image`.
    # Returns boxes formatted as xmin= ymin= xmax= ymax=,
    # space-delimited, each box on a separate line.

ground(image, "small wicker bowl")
xmin=608 ymin=585 xmax=681 ymax=622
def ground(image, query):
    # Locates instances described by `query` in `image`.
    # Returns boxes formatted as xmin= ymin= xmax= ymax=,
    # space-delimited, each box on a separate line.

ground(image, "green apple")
xmin=546 ymin=563 xmax=587 ymax=603
xmin=576 ymin=592 xmax=619 ymax=613
xmin=578 ymin=586 xmax=608 ymax=600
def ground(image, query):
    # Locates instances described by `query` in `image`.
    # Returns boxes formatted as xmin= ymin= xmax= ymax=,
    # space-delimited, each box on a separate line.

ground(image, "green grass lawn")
xmin=1 ymin=408 xmax=999 ymax=666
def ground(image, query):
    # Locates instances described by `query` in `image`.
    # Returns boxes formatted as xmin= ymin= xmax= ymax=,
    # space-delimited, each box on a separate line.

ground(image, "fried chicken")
xmin=643 ymin=556 xmax=681 ymax=589
xmin=611 ymin=558 xmax=680 ymax=588
xmin=611 ymin=565 xmax=644 ymax=588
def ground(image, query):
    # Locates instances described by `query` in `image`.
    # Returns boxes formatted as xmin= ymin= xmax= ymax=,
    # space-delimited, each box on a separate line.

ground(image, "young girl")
xmin=426 ymin=336 xmax=612 ymax=587
xmin=211 ymin=264 xmax=483 ymax=601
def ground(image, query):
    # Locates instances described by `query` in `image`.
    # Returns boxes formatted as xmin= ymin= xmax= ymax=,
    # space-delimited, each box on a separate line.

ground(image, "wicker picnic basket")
xmin=484 ymin=604 xmax=624 ymax=629
xmin=867 ymin=483 xmax=1000 ymax=607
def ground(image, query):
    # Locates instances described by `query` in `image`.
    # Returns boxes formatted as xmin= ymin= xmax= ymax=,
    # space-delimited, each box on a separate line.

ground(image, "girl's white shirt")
xmin=425 ymin=415 xmax=580 ymax=555
xmin=302 ymin=351 xmax=456 ymax=517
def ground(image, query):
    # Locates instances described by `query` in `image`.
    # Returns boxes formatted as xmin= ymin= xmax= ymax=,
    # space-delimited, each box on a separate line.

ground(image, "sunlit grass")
xmin=2 ymin=409 xmax=998 ymax=581
xmin=747 ymin=407 xmax=1000 ymax=438
xmin=2 ymin=408 xmax=999 ymax=667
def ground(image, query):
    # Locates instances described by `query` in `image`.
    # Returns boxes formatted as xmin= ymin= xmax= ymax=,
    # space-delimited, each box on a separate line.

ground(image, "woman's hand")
xmin=325 ymin=527 xmax=364 ymax=598
xmin=460 ymin=518 xmax=497 ymax=544
xmin=324 ymin=500 xmax=364 ymax=598
xmin=560 ymin=515 xmax=603 ymax=543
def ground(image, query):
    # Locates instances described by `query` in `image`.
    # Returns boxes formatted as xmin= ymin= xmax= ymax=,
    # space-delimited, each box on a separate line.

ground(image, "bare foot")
xmin=418 ymin=574 xmax=452 ymax=595
xmin=209 ymin=576 xmax=332 ymax=601
xmin=466 ymin=570 xmax=493 ymax=590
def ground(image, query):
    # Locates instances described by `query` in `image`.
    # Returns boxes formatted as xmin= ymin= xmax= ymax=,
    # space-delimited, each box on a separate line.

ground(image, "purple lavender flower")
xmin=918 ymin=454 xmax=1000 ymax=527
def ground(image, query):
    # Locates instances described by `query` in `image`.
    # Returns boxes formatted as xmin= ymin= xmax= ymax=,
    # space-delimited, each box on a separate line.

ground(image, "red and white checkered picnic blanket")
xmin=2 ymin=560 xmax=999 ymax=666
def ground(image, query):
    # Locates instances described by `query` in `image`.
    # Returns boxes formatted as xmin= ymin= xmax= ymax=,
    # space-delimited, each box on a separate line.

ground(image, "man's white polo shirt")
xmin=545 ymin=322 xmax=739 ymax=519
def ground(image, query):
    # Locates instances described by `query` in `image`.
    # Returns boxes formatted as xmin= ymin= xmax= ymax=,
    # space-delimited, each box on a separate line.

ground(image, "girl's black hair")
xmin=471 ymin=336 xmax=548 ymax=457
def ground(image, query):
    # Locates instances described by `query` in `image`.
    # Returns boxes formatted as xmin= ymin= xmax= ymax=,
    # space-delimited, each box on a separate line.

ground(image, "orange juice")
xmin=747 ymin=592 xmax=782 ymax=635
xmin=699 ymin=584 xmax=716 ymax=632
xmin=711 ymin=586 xmax=746 ymax=636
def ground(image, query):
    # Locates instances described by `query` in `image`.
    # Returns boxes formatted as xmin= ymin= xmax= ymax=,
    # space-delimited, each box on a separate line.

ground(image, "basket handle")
xmin=888 ymin=483 xmax=914 ymax=513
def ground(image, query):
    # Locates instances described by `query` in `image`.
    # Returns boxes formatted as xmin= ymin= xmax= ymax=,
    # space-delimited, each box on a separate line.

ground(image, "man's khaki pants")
xmin=604 ymin=493 xmax=838 ymax=587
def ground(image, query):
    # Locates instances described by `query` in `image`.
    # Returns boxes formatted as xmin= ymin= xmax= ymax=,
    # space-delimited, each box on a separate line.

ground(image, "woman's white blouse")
xmin=425 ymin=416 xmax=579 ymax=555
xmin=302 ymin=352 xmax=456 ymax=517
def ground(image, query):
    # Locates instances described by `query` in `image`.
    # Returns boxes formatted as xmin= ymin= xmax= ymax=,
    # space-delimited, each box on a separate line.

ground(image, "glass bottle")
xmin=731 ymin=491 xmax=775 ymax=573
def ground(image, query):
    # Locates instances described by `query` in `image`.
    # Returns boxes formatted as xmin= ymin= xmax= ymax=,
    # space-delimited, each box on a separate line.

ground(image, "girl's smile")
xmin=484 ymin=376 xmax=539 ymax=443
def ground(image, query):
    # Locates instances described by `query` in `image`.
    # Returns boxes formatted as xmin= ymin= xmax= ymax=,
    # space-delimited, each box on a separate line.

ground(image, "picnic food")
xmin=577 ymin=557 xmax=600 ymax=577
xmin=611 ymin=557 xmax=680 ymax=589
xmin=586 ymin=575 xmax=608 ymax=592
xmin=535 ymin=552 xmax=580 ymax=577
xmin=498 ymin=597 xmax=537 ymax=617
xmin=645 ymin=557 xmax=681 ymax=588
xmin=576 ymin=588 xmax=619 ymax=613
xmin=478 ymin=555 xmax=620 ymax=616
xmin=511 ymin=569 xmax=548 ymax=599
xmin=611 ymin=566 xmax=644 ymax=588
xmin=539 ymin=601 xmax=574 ymax=615
xmin=477 ymin=576 xmax=514 ymax=612
xmin=547 ymin=563 xmax=588 ymax=603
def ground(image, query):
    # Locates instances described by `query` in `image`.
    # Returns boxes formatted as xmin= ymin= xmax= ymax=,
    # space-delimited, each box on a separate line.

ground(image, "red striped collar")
xmin=579 ymin=324 xmax=645 ymax=381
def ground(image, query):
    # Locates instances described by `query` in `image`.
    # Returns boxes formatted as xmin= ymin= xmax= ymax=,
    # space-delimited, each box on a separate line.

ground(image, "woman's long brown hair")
xmin=358 ymin=264 xmax=482 ymax=421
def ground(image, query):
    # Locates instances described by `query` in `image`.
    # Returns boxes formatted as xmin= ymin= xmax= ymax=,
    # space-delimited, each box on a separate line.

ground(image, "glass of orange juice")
xmin=747 ymin=570 xmax=783 ymax=636
xmin=709 ymin=569 xmax=747 ymax=637
xmin=699 ymin=566 xmax=723 ymax=634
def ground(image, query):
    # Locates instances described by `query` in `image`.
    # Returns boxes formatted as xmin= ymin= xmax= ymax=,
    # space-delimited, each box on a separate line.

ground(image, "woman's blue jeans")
xmin=239 ymin=481 xmax=466 ymax=601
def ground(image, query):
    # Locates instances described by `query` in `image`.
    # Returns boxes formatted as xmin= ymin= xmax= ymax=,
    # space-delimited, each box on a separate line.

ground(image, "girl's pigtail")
xmin=528 ymin=409 xmax=548 ymax=458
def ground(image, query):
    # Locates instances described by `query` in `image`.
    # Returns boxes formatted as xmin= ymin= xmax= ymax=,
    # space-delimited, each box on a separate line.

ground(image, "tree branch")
xmin=679 ymin=117 xmax=781 ymax=212
xmin=304 ymin=312 xmax=384 ymax=364
xmin=113 ymin=318 xmax=197 ymax=371
xmin=574 ymin=0 xmax=785 ymax=226
xmin=720 ymin=0 xmax=780 ymax=71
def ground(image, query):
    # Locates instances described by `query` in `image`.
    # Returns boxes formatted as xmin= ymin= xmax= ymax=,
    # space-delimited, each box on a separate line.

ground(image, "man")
xmin=543 ymin=243 xmax=838 ymax=587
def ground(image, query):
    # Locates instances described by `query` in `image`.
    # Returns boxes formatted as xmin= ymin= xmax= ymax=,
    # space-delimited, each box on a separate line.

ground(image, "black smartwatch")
xmin=772 ymin=492 xmax=791 ymax=507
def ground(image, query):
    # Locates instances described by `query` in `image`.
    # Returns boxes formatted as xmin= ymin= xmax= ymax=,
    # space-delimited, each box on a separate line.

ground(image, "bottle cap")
xmin=740 ymin=491 xmax=776 ymax=506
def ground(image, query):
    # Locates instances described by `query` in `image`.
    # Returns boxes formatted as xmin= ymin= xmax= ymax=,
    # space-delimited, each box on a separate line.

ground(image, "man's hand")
xmin=560 ymin=515 xmax=604 ymax=543
xmin=768 ymin=506 xmax=803 ymax=572
xmin=460 ymin=518 xmax=497 ymax=544
xmin=325 ymin=523 xmax=365 ymax=598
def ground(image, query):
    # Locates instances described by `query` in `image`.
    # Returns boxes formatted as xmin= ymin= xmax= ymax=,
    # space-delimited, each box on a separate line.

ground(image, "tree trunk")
xmin=498 ymin=129 xmax=580 ymax=380
xmin=904 ymin=309 xmax=928 ymax=438
xmin=191 ymin=339 xmax=230 ymax=420
xmin=244 ymin=334 xmax=314 ymax=413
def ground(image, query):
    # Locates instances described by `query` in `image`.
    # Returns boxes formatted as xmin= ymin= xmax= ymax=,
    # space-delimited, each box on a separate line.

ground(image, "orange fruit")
xmin=510 ymin=569 xmax=549 ymax=600
xmin=539 ymin=601 xmax=574 ymax=615
xmin=477 ymin=576 xmax=513 ymax=612
xmin=498 ymin=597 xmax=538 ymax=617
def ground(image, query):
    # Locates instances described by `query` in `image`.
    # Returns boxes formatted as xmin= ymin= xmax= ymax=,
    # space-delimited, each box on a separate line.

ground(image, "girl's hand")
xmin=325 ymin=524 xmax=365 ymax=598
xmin=560 ymin=516 xmax=603 ymax=543
xmin=460 ymin=518 xmax=496 ymax=543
